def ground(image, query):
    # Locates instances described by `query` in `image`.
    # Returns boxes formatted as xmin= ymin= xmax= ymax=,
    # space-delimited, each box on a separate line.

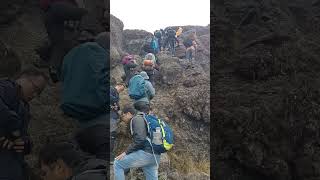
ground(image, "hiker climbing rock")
xmin=39 ymin=143 xmax=107 ymax=180
xmin=110 ymin=83 xmax=125 ymax=163
xmin=142 ymin=53 xmax=158 ymax=86
xmin=176 ymin=27 xmax=183 ymax=38
xmin=128 ymin=71 xmax=155 ymax=114
xmin=183 ymin=31 xmax=198 ymax=60
xmin=114 ymin=104 xmax=174 ymax=180
xmin=163 ymin=27 xmax=179 ymax=56
xmin=60 ymin=32 xmax=109 ymax=160
xmin=0 ymin=67 xmax=47 ymax=180
xmin=39 ymin=0 xmax=88 ymax=82
xmin=113 ymin=105 xmax=159 ymax=180
xmin=154 ymin=29 xmax=162 ymax=51
xmin=121 ymin=54 xmax=138 ymax=86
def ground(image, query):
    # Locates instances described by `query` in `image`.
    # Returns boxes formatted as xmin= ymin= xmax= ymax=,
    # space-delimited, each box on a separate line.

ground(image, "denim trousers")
xmin=113 ymin=150 xmax=161 ymax=180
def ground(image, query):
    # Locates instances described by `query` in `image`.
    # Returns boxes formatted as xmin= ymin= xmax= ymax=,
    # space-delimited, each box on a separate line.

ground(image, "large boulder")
xmin=110 ymin=14 xmax=125 ymax=68
xmin=123 ymin=29 xmax=152 ymax=55
xmin=213 ymin=0 xmax=320 ymax=179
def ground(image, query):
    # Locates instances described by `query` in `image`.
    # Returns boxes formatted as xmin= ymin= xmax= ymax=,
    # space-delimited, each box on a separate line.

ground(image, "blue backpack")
xmin=143 ymin=114 xmax=174 ymax=154
xmin=128 ymin=75 xmax=146 ymax=100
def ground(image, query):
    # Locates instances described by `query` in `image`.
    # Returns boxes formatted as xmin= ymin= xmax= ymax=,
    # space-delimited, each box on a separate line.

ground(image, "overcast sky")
xmin=110 ymin=0 xmax=210 ymax=33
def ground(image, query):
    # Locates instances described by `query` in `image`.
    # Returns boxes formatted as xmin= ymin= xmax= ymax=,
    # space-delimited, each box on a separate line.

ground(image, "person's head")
xmin=145 ymin=53 xmax=155 ymax=61
xmin=115 ymin=83 xmax=125 ymax=93
xmin=39 ymin=143 xmax=83 ymax=180
xmin=140 ymin=71 xmax=149 ymax=80
xmin=95 ymin=31 xmax=110 ymax=51
xmin=15 ymin=67 xmax=48 ymax=102
xmin=121 ymin=104 xmax=136 ymax=124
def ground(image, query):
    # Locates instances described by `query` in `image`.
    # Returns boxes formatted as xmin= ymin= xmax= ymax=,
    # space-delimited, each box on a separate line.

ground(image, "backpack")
xmin=121 ymin=55 xmax=134 ymax=65
xmin=167 ymin=28 xmax=176 ymax=39
xmin=183 ymin=38 xmax=193 ymax=48
xmin=128 ymin=75 xmax=146 ymax=100
xmin=131 ymin=114 xmax=174 ymax=154
xmin=154 ymin=30 xmax=162 ymax=38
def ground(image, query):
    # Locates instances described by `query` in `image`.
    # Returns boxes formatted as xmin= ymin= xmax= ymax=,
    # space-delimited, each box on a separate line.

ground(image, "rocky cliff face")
xmin=213 ymin=1 xmax=320 ymax=180
xmin=110 ymin=14 xmax=210 ymax=179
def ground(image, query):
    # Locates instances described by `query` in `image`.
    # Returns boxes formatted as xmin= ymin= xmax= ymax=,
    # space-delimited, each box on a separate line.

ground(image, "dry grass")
xmin=167 ymin=150 xmax=210 ymax=175
xmin=114 ymin=133 xmax=210 ymax=175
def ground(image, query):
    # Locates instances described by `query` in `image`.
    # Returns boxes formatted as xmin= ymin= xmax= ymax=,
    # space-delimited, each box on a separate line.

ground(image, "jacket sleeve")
xmin=0 ymin=98 xmax=21 ymax=135
xmin=146 ymin=82 xmax=155 ymax=99
xmin=126 ymin=116 xmax=147 ymax=154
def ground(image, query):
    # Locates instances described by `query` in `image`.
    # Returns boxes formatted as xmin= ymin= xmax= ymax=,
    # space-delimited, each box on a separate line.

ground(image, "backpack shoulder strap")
xmin=130 ymin=113 xmax=149 ymax=135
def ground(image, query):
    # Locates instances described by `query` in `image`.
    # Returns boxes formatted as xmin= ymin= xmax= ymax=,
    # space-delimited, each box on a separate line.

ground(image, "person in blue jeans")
xmin=113 ymin=105 xmax=160 ymax=180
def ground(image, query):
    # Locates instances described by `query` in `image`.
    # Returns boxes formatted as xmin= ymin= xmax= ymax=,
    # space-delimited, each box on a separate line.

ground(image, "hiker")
xmin=154 ymin=30 xmax=162 ymax=51
xmin=39 ymin=0 xmax=88 ymax=82
xmin=121 ymin=54 xmax=138 ymax=86
xmin=128 ymin=71 xmax=155 ymax=114
xmin=183 ymin=31 xmax=198 ymax=60
xmin=163 ymin=28 xmax=179 ymax=55
xmin=151 ymin=36 xmax=160 ymax=55
xmin=113 ymin=105 xmax=160 ymax=180
xmin=143 ymin=36 xmax=159 ymax=55
xmin=142 ymin=53 xmax=158 ymax=86
xmin=60 ymin=32 xmax=109 ymax=160
xmin=176 ymin=27 xmax=183 ymax=38
xmin=39 ymin=143 xmax=107 ymax=180
xmin=110 ymin=83 xmax=125 ymax=163
xmin=0 ymin=67 xmax=47 ymax=180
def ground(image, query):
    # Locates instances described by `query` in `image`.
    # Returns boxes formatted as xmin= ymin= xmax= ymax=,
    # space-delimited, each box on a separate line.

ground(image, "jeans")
xmin=168 ymin=40 xmax=175 ymax=55
xmin=186 ymin=48 xmax=193 ymax=60
xmin=113 ymin=150 xmax=161 ymax=180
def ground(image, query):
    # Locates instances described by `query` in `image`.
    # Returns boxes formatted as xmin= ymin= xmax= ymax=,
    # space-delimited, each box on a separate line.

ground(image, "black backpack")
xmin=183 ymin=39 xmax=193 ymax=48
xmin=166 ymin=28 xmax=176 ymax=38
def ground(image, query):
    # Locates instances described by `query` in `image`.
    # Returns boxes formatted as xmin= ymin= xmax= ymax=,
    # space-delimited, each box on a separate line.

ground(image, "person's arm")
xmin=147 ymin=82 xmax=155 ymax=99
xmin=0 ymin=84 xmax=22 ymax=135
xmin=125 ymin=116 xmax=147 ymax=154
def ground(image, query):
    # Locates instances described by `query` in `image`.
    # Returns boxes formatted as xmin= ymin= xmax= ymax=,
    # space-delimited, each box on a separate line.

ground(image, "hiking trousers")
xmin=75 ymin=124 xmax=108 ymax=160
xmin=113 ymin=150 xmax=160 ymax=180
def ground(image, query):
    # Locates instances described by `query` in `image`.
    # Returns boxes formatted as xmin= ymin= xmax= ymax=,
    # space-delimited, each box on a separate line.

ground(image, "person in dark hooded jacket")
xmin=0 ymin=67 xmax=48 ymax=180
xmin=39 ymin=143 xmax=107 ymax=180
xmin=60 ymin=32 xmax=109 ymax=160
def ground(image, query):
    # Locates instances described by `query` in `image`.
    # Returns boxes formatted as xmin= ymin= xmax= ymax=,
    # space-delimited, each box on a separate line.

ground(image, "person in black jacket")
xmin=39 ymin=142 xmax=107 ymax=180
xmin=110 ymin=83 xmax=125 ymax=163
xmin=0 ymin=67 xmax=47 ymax=180
xmin=113 ymin=104 xmax=160 ymax=180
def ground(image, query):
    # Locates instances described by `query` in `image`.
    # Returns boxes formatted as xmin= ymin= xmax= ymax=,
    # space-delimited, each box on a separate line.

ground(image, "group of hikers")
xmin=143 ymin=26 xmax=199 ymax=61
xmin=110 ymin=50 xmax=174 ymax=179
xmin=0 ymin=0 xmax=180 ymax=179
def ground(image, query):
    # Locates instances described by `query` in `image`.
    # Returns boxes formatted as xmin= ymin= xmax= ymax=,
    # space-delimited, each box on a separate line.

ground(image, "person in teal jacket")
xmin=60 ymin=32 xmax=109 ymax=160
